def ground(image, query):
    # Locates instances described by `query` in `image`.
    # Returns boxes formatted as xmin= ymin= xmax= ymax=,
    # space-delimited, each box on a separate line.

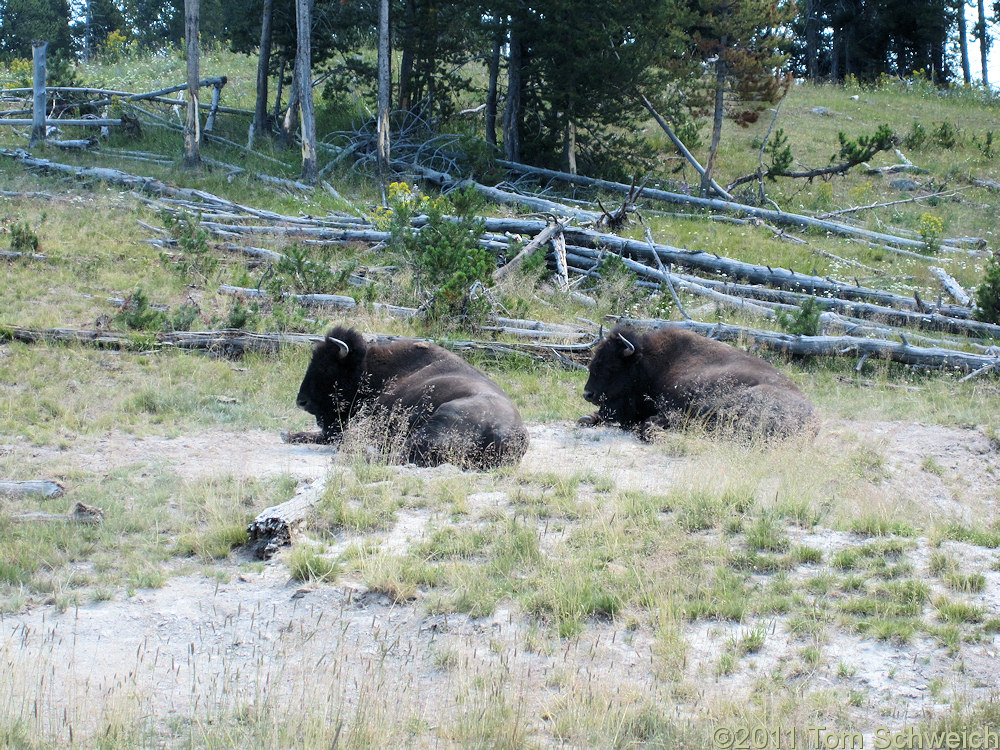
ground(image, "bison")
xmin=580 ymin=325 xmax=816 ymax=440
xmin=292 ymin=326 xmax=529 ymax=469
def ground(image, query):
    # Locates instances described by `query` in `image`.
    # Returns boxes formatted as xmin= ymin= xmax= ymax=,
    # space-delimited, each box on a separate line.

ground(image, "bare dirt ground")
xmin=3 ymin=418 xmax=999 ymax=745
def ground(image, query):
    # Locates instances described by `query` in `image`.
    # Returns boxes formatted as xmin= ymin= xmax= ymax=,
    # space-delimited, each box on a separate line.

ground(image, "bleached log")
xmin=245 ymin=479 xmax=327 ymax=559
xmin=638 ymin=93 xmax=734 ymax=200
xmin=618 ymin=319 xmax=1000 ymax=374
xmin=11 ymin=502 xmax=104 ymax=525
xmin=51 ymin=138 xmax=98 ymax=149
xmin=0 ymin=249 xmax=46 ymax=260
xmin=493 ymin=219 xmax=565 ymax=282
xmin=929 ymin=266 xmax=973 ymax=307
xmin=497 ymin=160 xmax=950 ymax=254
xmin=0 ymin=480 xmax=65 ymax=498
xmin=399 ymin=161 xmax=602 ymax=223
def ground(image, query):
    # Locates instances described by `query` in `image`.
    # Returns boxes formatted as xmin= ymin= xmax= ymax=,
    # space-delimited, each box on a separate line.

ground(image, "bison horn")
xmin=618 ymin=333 xmax=636 ymax=357
xmin=328 ymin=336 xmax=350 ymax=359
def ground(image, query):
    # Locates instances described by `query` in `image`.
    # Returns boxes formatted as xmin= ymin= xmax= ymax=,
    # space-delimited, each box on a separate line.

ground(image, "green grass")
xmin=5 ymin=50 xmax=1000 ymax=748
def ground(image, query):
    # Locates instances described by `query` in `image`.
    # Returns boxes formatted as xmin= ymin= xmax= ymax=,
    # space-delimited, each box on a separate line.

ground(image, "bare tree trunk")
xmin=295 ymin=0 xmax=317 ymax=184
xmin=251 ymin=0 xmax=274 ymax=145
xmin=804 ymin=0 xmax=818 ymax=80
xmin=278 ymin=62 xmax=299 ymax=151
xmin=29 ymin=42 xmax=47 ymax=148
xmin=376 ymin=0 xmax=391 ymax=180
xmin=503 ymin=27 xmax=522 ymax=162
xmin=83 ymin=0 xmax=93 ymax=62
xmin=273 ymin=57 xmax=286 ymax=122
xmin=701 ymin=42 xmax=727 ymax=197
xmin=958 ymin=0 xmax=972 ymax=84
xmin=183 ymin=0 xmax=201 ymax=169
xmin=397 ymin=0 xmax=415 ymax=111
xmin=978 ymin=0 xmax=990 ymax=86
xmin=564 ymin=113 xmax=577 ymax=175
xmin=295 ymin=0 xmax=316 ymax=182
xmin=485 ymin=22 xmax=502 ymax=147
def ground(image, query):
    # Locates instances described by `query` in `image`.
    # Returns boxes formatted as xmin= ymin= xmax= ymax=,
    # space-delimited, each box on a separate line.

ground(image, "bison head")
xmin=296 ymin=326 xmax=368 ymax=437
xmin=582 ymin=326 xmax=653 ymax=427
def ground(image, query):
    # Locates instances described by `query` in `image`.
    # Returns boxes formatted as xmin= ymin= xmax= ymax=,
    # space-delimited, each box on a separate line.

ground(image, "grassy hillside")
xmin=1 ymin=50 xmax=1000 ymax=748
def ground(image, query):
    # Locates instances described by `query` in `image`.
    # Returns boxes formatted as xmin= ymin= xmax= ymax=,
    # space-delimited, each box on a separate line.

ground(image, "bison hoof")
xmin=577 ymin=414 xmax=599 ymax=427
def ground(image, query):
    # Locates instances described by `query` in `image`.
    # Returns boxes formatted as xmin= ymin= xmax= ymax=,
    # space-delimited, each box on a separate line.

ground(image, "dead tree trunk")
xmin=485 ymin=20 xmax=502 ymax=146
xmin=245 ymin=479 xmax=327 ymax=559
xmin=376 ymin=0 xmax=391 ymax=181
xmin=29 ymin=42 xmax=47 ymax=147
xmin=0 ymin=480 xmax=65 ymax=498
xmin=183 ymin=0 xmax=201 ymax=168
xmin=252 ymin=0 xmax=274 ymax=145
xmin=503 ymin=26 xmax=523 ymax=162
xmin=296 ymin=0 xmax=317 ymax=185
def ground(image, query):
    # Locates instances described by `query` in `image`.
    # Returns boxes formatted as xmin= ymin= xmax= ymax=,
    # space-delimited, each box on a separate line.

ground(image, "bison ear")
xmin=617 ymin=332 xmax=637 ymax=358
xmin=326 ymin=335 xmax=350 ymax=360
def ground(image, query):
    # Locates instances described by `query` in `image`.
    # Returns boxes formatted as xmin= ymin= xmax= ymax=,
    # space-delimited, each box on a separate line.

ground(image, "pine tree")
xmin=0 ymin=0 xmax=73 ymax=59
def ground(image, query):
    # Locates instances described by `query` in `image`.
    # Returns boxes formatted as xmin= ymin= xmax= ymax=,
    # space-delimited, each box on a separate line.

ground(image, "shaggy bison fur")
xmin=293 ymin=327 xmax=528 ymax=469
xmin=580 ymin=325 xmax=816 ymax=440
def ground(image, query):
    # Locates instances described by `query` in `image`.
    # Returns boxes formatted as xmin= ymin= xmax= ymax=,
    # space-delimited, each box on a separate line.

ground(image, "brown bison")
xmin=292 ymin=327 xmax=529 ymax=468
xmin=580 ymin=325 xmax=815 ymax=439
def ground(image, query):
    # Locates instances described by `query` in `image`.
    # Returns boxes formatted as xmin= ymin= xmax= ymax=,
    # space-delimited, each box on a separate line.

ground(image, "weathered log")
xmin=494 ymin=219 xmax=565 ymax=282
xmin=497 ymin=160 xmax=954 ymax=254
xmin=549 ymin=229 xmax=972 ymax=318
xmin=400 ymin=161 xmax=602 ymax=223
xmin=817 ymin=190 xmax=961 ymax=220
xmin=1 ymin=249 xmax=46 ymax=260
xmin=0 ymin=325 xmax=322 ymax=355
xmin=51 ymin=138 xmax=98 ymax=150
xmin=638 ymin=93 xmax=733 ymax=200
xmin=929 ymin=266 xmax=973 ymax=307
xmin=245 ymin=478 xmax=327 ymax=559
xmin=219 ymin=285 xmax=357 ymax=310
xmin=11 ymin=502 xmax=104 ymax=525
xmin=618 ymin=318 xmax=1000 ymax=373
xmin=564 ymin=246 xmax=1000 ymax=338
xmin=0 ymin=480 xmax=65 ymax=498
xmin=0 ymin=325 xmax=595 ymax=360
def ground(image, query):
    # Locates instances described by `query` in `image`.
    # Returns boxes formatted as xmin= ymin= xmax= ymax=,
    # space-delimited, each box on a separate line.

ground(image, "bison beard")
xmin=580 ymin=325 xmax=816 ymax=440
xmin=292 ymin=327 xmax=529 ymax=469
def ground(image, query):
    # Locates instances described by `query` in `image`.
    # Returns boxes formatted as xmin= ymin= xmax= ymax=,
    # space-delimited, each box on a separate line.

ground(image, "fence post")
xmin=29 ymin=40 xmax=48 ymax=147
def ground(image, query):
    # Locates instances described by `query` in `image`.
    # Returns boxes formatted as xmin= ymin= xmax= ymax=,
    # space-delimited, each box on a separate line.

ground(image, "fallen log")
xmin=0 ymin=325 xmax=596 ymax=359
xmin=494 ymin=219 xmax=565 ymax=282
xmin=638 ymin=93 xmax=733 ymax=200
xmin=564 ymin=246 xmax=1000 ymax=338
xmin=929 ymin=266 xmax=973 ymax=307
xmin=0 ymin=480 xmax=65 ymax=498
xmin=1 ymin=249 xmax=46 ymax=261
xmin=540 ymin=223 xmax=973 ymax=317
xmin=618 ymin=318 xmax=1000 ymax=373
xmin=0 ymin=325 xmax=322 ymax=355
xmin=245 ymin=478 xmax=327 ymax=559
xmin=498 ymin=160 xmax=962 ymax=254
xmin=399 ymin=161 xmax=602 ymax=223
xmin=11 ymin=502 xmax=104 ymax=525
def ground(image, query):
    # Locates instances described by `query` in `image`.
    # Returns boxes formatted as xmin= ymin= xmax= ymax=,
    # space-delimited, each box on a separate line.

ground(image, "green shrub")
xmin=160 ymin=210 xmax=218 ymax=282
xmin=168 ymin=302 xmax=200 ymax=332
xmin=775 ymin=296 xmax=821 ymax=336
xmin=974 ymin=251 xmax=1000 ymax=324
xmin=115 ymin=288 xmax=166 ymax=331
xmin=8 ymin=220 xmax=39 ymax=254
xmin=384 ymin=182 xmax=493 ymax=324
xmin=932 ymin=121 xmax=958 ymax=149
xmin=902 ymin=122 xmax=928 ymax=150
